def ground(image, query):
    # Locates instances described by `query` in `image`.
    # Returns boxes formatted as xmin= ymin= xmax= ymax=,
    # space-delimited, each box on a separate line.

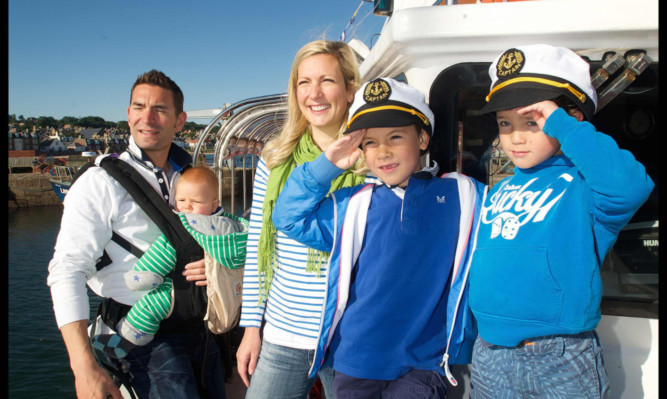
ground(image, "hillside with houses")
xmin=8 ymin=114 xmax=213 ymax=173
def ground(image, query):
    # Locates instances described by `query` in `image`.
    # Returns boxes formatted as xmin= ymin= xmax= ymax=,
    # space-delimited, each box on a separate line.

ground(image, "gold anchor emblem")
xmin=496 ymin=49 xmax=525 ymax=78
xmin=503 ymin=53 xmax=516 ymax=69
xmin=369 ymin=82 xmax=384 ymax=96
xmin=363 ymin=78 xmax=391 ymax=103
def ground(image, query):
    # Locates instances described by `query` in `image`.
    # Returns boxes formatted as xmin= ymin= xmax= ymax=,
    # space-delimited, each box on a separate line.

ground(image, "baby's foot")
xmin=124 ymin=270 xmax=164 ymax=291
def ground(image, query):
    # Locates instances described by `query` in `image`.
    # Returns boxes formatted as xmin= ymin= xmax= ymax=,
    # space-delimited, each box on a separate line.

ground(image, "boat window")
xmin=429 ymin=59 xmax=659 ymax=319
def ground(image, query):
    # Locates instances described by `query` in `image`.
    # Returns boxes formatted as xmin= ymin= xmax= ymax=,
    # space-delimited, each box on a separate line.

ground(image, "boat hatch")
xmin=428 ymin=53 xmax=659 ymax=320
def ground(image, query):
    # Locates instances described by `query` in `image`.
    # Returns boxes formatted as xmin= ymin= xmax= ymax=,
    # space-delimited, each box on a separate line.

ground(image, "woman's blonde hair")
xmin=262 ymin=40 xmax=364 ymax=171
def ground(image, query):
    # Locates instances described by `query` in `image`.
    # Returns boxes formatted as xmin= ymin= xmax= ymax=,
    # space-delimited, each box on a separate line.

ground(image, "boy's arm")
xmin=272 ymin=154 xmax=343 ymax=252
xmin=521 ymin=102 xmax=654 ymax=230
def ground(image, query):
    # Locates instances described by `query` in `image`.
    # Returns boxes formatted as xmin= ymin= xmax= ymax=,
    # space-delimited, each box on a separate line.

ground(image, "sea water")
xmin=8 ymin=194 xmax=249 ymax=397
xmin=9 ymin=205 xmax=85 ymax=398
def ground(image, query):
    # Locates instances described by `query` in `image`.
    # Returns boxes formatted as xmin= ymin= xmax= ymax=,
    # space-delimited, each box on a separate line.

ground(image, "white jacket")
xmin=47 ymin=137 xmax=192 ymax=328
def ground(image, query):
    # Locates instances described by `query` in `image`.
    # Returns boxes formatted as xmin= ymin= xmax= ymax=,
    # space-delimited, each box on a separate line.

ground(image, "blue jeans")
xmin=245 ymin=340 xmax=335 ymax=399
xmin=125 ymin=326 xmax=226 ymax=399
xmin=470 ymin=331 xmax=610 ymax=399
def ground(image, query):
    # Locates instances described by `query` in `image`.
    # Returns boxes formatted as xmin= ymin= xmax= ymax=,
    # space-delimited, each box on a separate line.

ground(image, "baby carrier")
xmin=75 ymin=155 xmax=242 ymax=394
xmin=81 ymin=155 xmax=209 ymax=335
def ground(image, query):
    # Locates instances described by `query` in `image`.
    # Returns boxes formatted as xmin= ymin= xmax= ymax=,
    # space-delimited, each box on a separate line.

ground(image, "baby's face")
xmin=174 ymin=179 xmax=220 ymax=215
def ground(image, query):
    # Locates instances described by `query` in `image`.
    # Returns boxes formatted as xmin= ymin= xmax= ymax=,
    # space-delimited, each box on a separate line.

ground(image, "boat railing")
xmin=49 ymin=164 xmax=79 ymax=183
xmin=194 ymin=93 xmax=288 ymax=216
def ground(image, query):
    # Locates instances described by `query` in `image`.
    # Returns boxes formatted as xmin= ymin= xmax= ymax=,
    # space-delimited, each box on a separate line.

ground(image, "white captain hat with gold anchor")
xmin=345 ymin=77 xmax=435 ymax=136
xmin=481 ymin=44 xmax=597 ymax=121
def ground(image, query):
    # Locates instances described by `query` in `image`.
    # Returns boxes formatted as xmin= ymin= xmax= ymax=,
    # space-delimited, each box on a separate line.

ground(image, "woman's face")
xmin=296 ymin=53 xmax=354 ymax=135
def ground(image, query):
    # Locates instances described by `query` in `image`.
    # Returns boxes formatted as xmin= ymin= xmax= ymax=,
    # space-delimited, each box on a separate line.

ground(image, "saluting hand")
xmin=324 ymin=129 xmax=365 ymax=170
xmin=516 ymin=100 xmax=559 ymax=130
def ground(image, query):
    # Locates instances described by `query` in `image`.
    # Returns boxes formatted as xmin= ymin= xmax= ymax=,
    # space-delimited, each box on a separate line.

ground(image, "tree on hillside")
xmin=36 ymin=116 xmax=59 ymax=128
xmin=117 ymin=121 xmax=129 ymax=131
xmin=60 ymin=116 xmax=80 ymax=126
xmin=78 ymin=116 xmax=107 ymax=128
xmin=183 ymin=121 xmax=206 ymax=133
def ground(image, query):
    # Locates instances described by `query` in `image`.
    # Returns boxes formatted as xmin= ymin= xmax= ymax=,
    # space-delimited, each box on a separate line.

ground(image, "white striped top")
xmin=240 ymin=158 xmax=328 ymax=349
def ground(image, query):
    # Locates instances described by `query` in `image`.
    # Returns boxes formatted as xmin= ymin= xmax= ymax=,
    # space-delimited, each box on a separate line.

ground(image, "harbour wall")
xmin=9 ymin=173 xmax=62 ymax=208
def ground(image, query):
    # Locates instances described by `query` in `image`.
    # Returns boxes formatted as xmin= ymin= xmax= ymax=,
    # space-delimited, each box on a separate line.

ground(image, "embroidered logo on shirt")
xmin=437 ymin=195 xmax=446 ymax=204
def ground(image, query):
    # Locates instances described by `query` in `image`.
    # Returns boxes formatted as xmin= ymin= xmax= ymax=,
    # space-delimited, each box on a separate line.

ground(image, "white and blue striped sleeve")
xmin=239 ymin=158 xmax=270 ymax=328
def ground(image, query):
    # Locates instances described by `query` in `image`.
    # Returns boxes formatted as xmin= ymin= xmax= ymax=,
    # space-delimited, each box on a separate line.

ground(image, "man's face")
xmin=127 ymin=84 xmax=186 ymax=165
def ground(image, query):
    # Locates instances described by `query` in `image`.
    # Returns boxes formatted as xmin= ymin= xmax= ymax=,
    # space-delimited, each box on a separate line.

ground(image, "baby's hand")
xmin=325 ymin=129 xmax=365 ymax=170
xmin=516 ymin=100 xmax=559 ymax=130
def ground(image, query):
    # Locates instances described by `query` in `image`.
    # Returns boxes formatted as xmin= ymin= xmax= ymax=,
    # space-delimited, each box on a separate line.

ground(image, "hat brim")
xmin=480 ymin=85 xmax=594 ymax=121
xmin=344 ymin=108 xmax=432 ymax=136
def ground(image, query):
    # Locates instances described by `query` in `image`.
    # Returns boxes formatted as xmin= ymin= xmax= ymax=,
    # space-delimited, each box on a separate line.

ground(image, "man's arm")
xmin=60 ymin=320 xmax=122 ymax=399
xmin=48 ymin=169 xmax=122 ymax=398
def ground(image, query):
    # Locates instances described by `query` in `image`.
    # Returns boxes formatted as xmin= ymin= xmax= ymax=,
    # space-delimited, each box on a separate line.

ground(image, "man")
xmin=47 ymin=70 xmax=226 ymax=398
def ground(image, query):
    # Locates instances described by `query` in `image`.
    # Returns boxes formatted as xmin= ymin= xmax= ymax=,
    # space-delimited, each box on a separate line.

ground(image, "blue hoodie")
xmin=469 ymin=108 xmax=654 ymax=347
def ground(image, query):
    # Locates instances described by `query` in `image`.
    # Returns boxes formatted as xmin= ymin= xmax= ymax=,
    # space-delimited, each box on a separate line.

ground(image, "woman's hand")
xmin=236 ymin=327 xmax=262 ymax=387
xmin=183 ymin=258 xmax=207 ymax=286
xmin=324 ymin=129 xmax=365 ymax=170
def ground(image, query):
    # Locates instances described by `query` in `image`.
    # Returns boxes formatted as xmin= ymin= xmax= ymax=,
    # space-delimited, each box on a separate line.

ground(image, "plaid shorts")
xmin=470 ymin=331 xmax=610 ymax=399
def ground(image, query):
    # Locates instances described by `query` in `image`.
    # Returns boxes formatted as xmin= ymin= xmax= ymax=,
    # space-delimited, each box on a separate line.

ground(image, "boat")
xmin=346 ymin=1 xmax=659 ymax=397
xmin=49 ymin=164 xmax=78 ymax=202
xmin=48 ymin=152 xmax=103 ymax=201
xmin=195 ymin=0 xmax=658 ymax=397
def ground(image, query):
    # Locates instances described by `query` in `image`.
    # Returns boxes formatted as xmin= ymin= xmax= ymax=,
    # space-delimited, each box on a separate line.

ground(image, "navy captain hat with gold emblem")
xmin=481 ymin=44 xmax=598 ymax=121
xmin=345 ymin=77 xmax=435 ymax=136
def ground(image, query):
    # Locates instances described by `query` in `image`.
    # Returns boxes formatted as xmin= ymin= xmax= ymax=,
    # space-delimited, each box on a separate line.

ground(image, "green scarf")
xmin=257 ymin=129 xmax=365 ymax=302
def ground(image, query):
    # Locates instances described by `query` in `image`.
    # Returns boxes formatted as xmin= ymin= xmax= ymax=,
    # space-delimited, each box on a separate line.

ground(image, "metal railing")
xmin=193 ymin=94 xmax=288 ymax=216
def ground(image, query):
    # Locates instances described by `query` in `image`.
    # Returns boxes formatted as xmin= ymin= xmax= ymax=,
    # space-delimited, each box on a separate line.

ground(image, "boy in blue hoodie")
xmin=273 ymin=78 xmax=486 ymax=399
xmin=469 ymin=44 xmax=654 ymax=398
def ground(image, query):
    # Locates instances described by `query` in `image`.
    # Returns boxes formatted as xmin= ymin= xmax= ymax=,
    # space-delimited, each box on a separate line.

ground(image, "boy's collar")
xmin=514 ymin=154 xmax=572 ymax=173
xmin=413 ymin=161 xmax=439 ymax=180
xmin=366 ymin=161 xmax=440 ymax=188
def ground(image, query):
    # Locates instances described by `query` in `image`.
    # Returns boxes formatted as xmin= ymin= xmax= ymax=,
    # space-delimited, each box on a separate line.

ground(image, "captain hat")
xmin=345 ymin=77 xmax=435 ymax=136
xmin=481 ymin=44 xmax=597 ymax=121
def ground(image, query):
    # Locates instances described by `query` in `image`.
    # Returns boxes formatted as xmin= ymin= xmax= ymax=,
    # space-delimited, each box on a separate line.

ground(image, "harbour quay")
xmin=8 ymin=154 xmax=254 ymax=208
xmin=8 ymin=172 xmax=61 ymax=208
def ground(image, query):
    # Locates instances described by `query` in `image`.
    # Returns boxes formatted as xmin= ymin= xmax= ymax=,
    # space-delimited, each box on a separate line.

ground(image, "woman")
xmin=237 ymin=40 xmax=364 ymax=399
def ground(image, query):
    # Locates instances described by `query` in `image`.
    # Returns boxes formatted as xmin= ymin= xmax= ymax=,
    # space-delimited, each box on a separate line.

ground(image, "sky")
xmin=8 ymin=0 xmax=387 ymax=123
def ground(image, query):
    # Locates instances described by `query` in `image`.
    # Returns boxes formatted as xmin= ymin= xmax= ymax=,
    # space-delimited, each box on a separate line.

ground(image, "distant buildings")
xmin=8 ymin=131 xmax=40 ymax=152
xmin=8 ymin=126 xmax=130 ymax=157
xmin=7 ymin=123 xmax=209 ymax=158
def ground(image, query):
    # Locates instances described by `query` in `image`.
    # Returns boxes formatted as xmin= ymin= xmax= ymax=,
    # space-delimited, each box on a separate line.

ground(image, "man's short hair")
xmin=131 ymin=70 xmax=184 ymax=115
